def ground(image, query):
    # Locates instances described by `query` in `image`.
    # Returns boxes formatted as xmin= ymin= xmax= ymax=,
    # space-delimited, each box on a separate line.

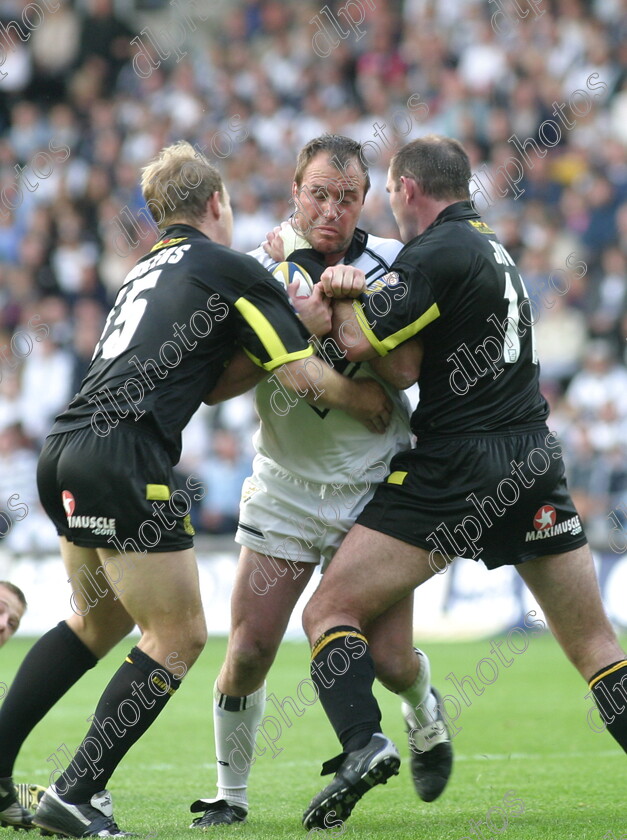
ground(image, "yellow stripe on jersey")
xmin=353 ymin=300 xmax=441 ymax=356
xmin=235 ymin=296 xmax=314 ymax=371
xmin=387 ymin=471 xmax=407 ymax=485
xmin=588 ymin=659 xmax=627 ymax=689
xmin=311 ymin=630 xmax=368 ymax=661
xmin=146 ymin=484 xmax=170 ymax=500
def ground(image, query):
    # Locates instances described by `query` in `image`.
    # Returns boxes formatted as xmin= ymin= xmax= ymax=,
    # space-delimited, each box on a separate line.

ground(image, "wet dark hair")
xmin=389 ymin=135 xmax=471 ymax=200
xmin=294 ymin=134 xmax=371 ymax=196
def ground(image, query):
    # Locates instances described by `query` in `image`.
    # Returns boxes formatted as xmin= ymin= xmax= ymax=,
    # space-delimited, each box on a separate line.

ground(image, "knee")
xmin=182 ymin=619 xmax=208 ymax=666
xmin=372 ymin=647 xmax=417 ymax=692
xmin=148 ymin=616 xmax=207 ymax=669
xmin=301 ymin=601 xmax=315 ymax=640
xmin=302 ymin=597 xmax=325 ymax=641
xmin=228 ymin=634 xmax=276 ymax=679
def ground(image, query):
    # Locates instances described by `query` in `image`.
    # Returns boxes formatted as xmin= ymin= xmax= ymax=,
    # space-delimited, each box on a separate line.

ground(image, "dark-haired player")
xmin=301 ymin=135 xmax=627 ymax=829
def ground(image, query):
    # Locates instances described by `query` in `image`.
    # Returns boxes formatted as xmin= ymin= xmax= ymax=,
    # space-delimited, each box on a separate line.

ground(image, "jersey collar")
xmin=160 ymin=223 xmax=206 ymax=242
xmin=427 ymin=200 xmax=479 ymax=231
xmin=342 ymin=227 xmax=368 ymax=262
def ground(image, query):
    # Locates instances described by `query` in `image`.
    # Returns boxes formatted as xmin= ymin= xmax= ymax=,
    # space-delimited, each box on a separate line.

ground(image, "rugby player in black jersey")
xmin=0 ymin=141 xmax=393 ymax=838
xmin=300 ymin=136 xmax=627 ymax=829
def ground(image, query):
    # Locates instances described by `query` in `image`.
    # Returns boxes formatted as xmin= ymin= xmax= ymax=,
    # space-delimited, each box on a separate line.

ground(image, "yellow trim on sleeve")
xmin=381 ymin=302 xmax=441 ymax=351
xmin=146 ymin=484 xmax=170 ymax=500
xmin=353 ymin=300 xmax=388 ymax=356
xmin=260 ymin=345 xmax=315 ymax=372
xmin=588 ymin=659 xmax=627 ymax=689
xmin=311 ymin=630 xmax=368 ymax=661
xmin=387 ymin=471 xmax=408 ymax=485
xmin=244 ymin=338 xmax=314 ymax=371
xmin=353 ymin=301 xmax=441 ymax=357
xmin=235 ymin=297 xmax=290 ymax=359
xmin=234 ymin=297 xmax=314 ymax=370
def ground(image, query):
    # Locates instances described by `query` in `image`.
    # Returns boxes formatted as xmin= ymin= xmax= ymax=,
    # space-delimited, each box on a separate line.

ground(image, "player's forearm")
xmin=369 ymin=339 xmax=423 ymax=389
xmin=276 ymin=357 xmax=392 ymax=433
xmin=331 ymin=300 xmax=378 ymax=362
xmin=203 ymin=350 xmax=266 ymax=405
xmin=274 ymin=356 xmax=353 ymax=410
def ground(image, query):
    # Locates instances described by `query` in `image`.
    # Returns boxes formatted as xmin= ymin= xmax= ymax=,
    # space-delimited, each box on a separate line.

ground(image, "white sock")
xmin=399 ymin=649 xmax=438 ymax=727
xmin=212 ymin=680 xmax=266 ymax=809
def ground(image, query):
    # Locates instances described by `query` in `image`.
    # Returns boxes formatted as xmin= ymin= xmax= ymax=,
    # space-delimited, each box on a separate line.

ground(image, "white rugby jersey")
xmin=248 ymin=229 xmax=412 ymax=486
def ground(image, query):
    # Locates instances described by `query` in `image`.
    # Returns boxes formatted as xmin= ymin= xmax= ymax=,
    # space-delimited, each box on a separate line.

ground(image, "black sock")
xmin=55 ymin=646 xmax=182 ymax=803
xmin=0 ymin=621 xmax=97 ymax=777
xmin=310 ymin=625 xmax=381 ymax=753
xmin=589 ymin=659 xmax=627 ymax=753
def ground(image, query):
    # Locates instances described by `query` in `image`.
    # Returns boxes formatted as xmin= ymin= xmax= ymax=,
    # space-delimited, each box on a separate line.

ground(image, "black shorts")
xmin=356 ymin=424 xmax=587 ymax=570
xmin=37 ymin=424 xmax=195 ymax=552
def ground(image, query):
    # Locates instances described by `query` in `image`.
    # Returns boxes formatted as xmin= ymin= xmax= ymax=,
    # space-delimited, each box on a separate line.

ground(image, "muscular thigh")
xmin=310 ymin=524 xmax=435 ymax=629
xmin=95 ymin=545 xmax=204 ymax=633
xmin=229 ymin=546 xmax=315 ymax=647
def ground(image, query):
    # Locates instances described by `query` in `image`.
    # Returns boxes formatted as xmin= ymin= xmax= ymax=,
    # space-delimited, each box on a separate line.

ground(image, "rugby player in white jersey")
xmin=189 ymin=136 xmax=452 ymax=828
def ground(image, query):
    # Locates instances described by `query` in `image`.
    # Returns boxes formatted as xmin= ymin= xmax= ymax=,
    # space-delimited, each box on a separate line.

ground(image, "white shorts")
xmin=235 ymin=455 xmax=376 ymax=568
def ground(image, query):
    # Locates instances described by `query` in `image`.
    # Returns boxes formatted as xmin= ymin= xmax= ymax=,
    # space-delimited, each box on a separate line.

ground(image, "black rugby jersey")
xmin=52 ymin=224 xmax=314 ymax=461
xmin=352 ymin=201 xmax=549 ymax=436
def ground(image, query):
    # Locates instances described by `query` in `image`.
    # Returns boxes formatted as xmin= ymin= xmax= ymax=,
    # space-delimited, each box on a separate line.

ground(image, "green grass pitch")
xmin=2 ymin=632 xmax=625 ymax=840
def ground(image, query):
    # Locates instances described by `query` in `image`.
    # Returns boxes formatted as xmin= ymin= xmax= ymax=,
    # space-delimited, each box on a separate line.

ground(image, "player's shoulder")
xmin=362 ymin=233 xmax=404 ymax=262
xmin=211 ymin=241 xmax=271 ymax=278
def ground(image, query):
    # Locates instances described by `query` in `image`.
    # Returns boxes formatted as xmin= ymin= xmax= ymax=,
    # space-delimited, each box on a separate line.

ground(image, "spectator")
xmin=0 ymin=580 xmax=26 ymax=647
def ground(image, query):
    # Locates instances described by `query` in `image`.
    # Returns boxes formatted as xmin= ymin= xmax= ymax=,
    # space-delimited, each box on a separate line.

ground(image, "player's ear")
xmin=400 ymin=176 xmax=417 ymax=203
xmin=208 ymin=191 xmax=222 ymax=219
xmin=291 ymin=180 xmax=299 ymax=199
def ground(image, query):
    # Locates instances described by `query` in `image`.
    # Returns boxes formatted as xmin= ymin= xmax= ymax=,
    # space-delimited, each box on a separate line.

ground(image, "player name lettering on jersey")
xmin=125 ymin=243 xmax=191 ymax=283
xmin=66 ymin=515 xmax=117 ymax=536
xmin=524 ymin=515 xmax=582 ymax=542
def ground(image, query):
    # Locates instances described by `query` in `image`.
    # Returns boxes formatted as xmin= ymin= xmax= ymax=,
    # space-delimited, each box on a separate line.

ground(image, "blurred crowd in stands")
xmin=0 ymin=0 xmax=625 ymax=554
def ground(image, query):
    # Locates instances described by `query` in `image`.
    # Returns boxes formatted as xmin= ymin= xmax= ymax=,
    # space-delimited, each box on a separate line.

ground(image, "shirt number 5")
xmin=96 ymin=271 xmax=161 ymax=361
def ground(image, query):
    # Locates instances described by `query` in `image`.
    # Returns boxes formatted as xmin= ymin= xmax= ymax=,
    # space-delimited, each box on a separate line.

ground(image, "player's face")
xmin=292 ymin=153 xmax=366 ymax=262
xmin=0 ymin=586 xmax=24 ymax=648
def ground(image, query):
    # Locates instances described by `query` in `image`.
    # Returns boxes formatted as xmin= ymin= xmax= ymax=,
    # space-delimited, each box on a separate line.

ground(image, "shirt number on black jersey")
xmin=490 ymin=241 xmax=538 ymax=365
xmin=95 ymin=270 xmax=161 ymax=360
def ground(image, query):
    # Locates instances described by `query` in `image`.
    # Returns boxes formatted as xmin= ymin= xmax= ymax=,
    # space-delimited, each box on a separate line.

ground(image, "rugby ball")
xmin=272 ymin=261 xmax=315 ymax=298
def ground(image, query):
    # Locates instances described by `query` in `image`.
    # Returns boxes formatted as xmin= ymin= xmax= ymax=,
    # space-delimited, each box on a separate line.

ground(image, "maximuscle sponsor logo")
xmin=62 ymin=494 xmax=116 ymax=535
xmin=524 ymin=507 xmax=582 ymax=543
xmin=66 ymin=516 xmax=117 ymax=536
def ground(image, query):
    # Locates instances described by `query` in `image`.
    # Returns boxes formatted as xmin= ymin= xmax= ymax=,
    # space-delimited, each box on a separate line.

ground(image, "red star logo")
xmin=61 ymin=490 xmax=75 ymax=517
xmin=534 ymin=505 xmax=556 ymax=530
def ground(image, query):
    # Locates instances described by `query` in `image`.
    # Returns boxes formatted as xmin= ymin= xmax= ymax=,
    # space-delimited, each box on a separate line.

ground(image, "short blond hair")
xmin=140 ymin=141 xmax=224 ymax=228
